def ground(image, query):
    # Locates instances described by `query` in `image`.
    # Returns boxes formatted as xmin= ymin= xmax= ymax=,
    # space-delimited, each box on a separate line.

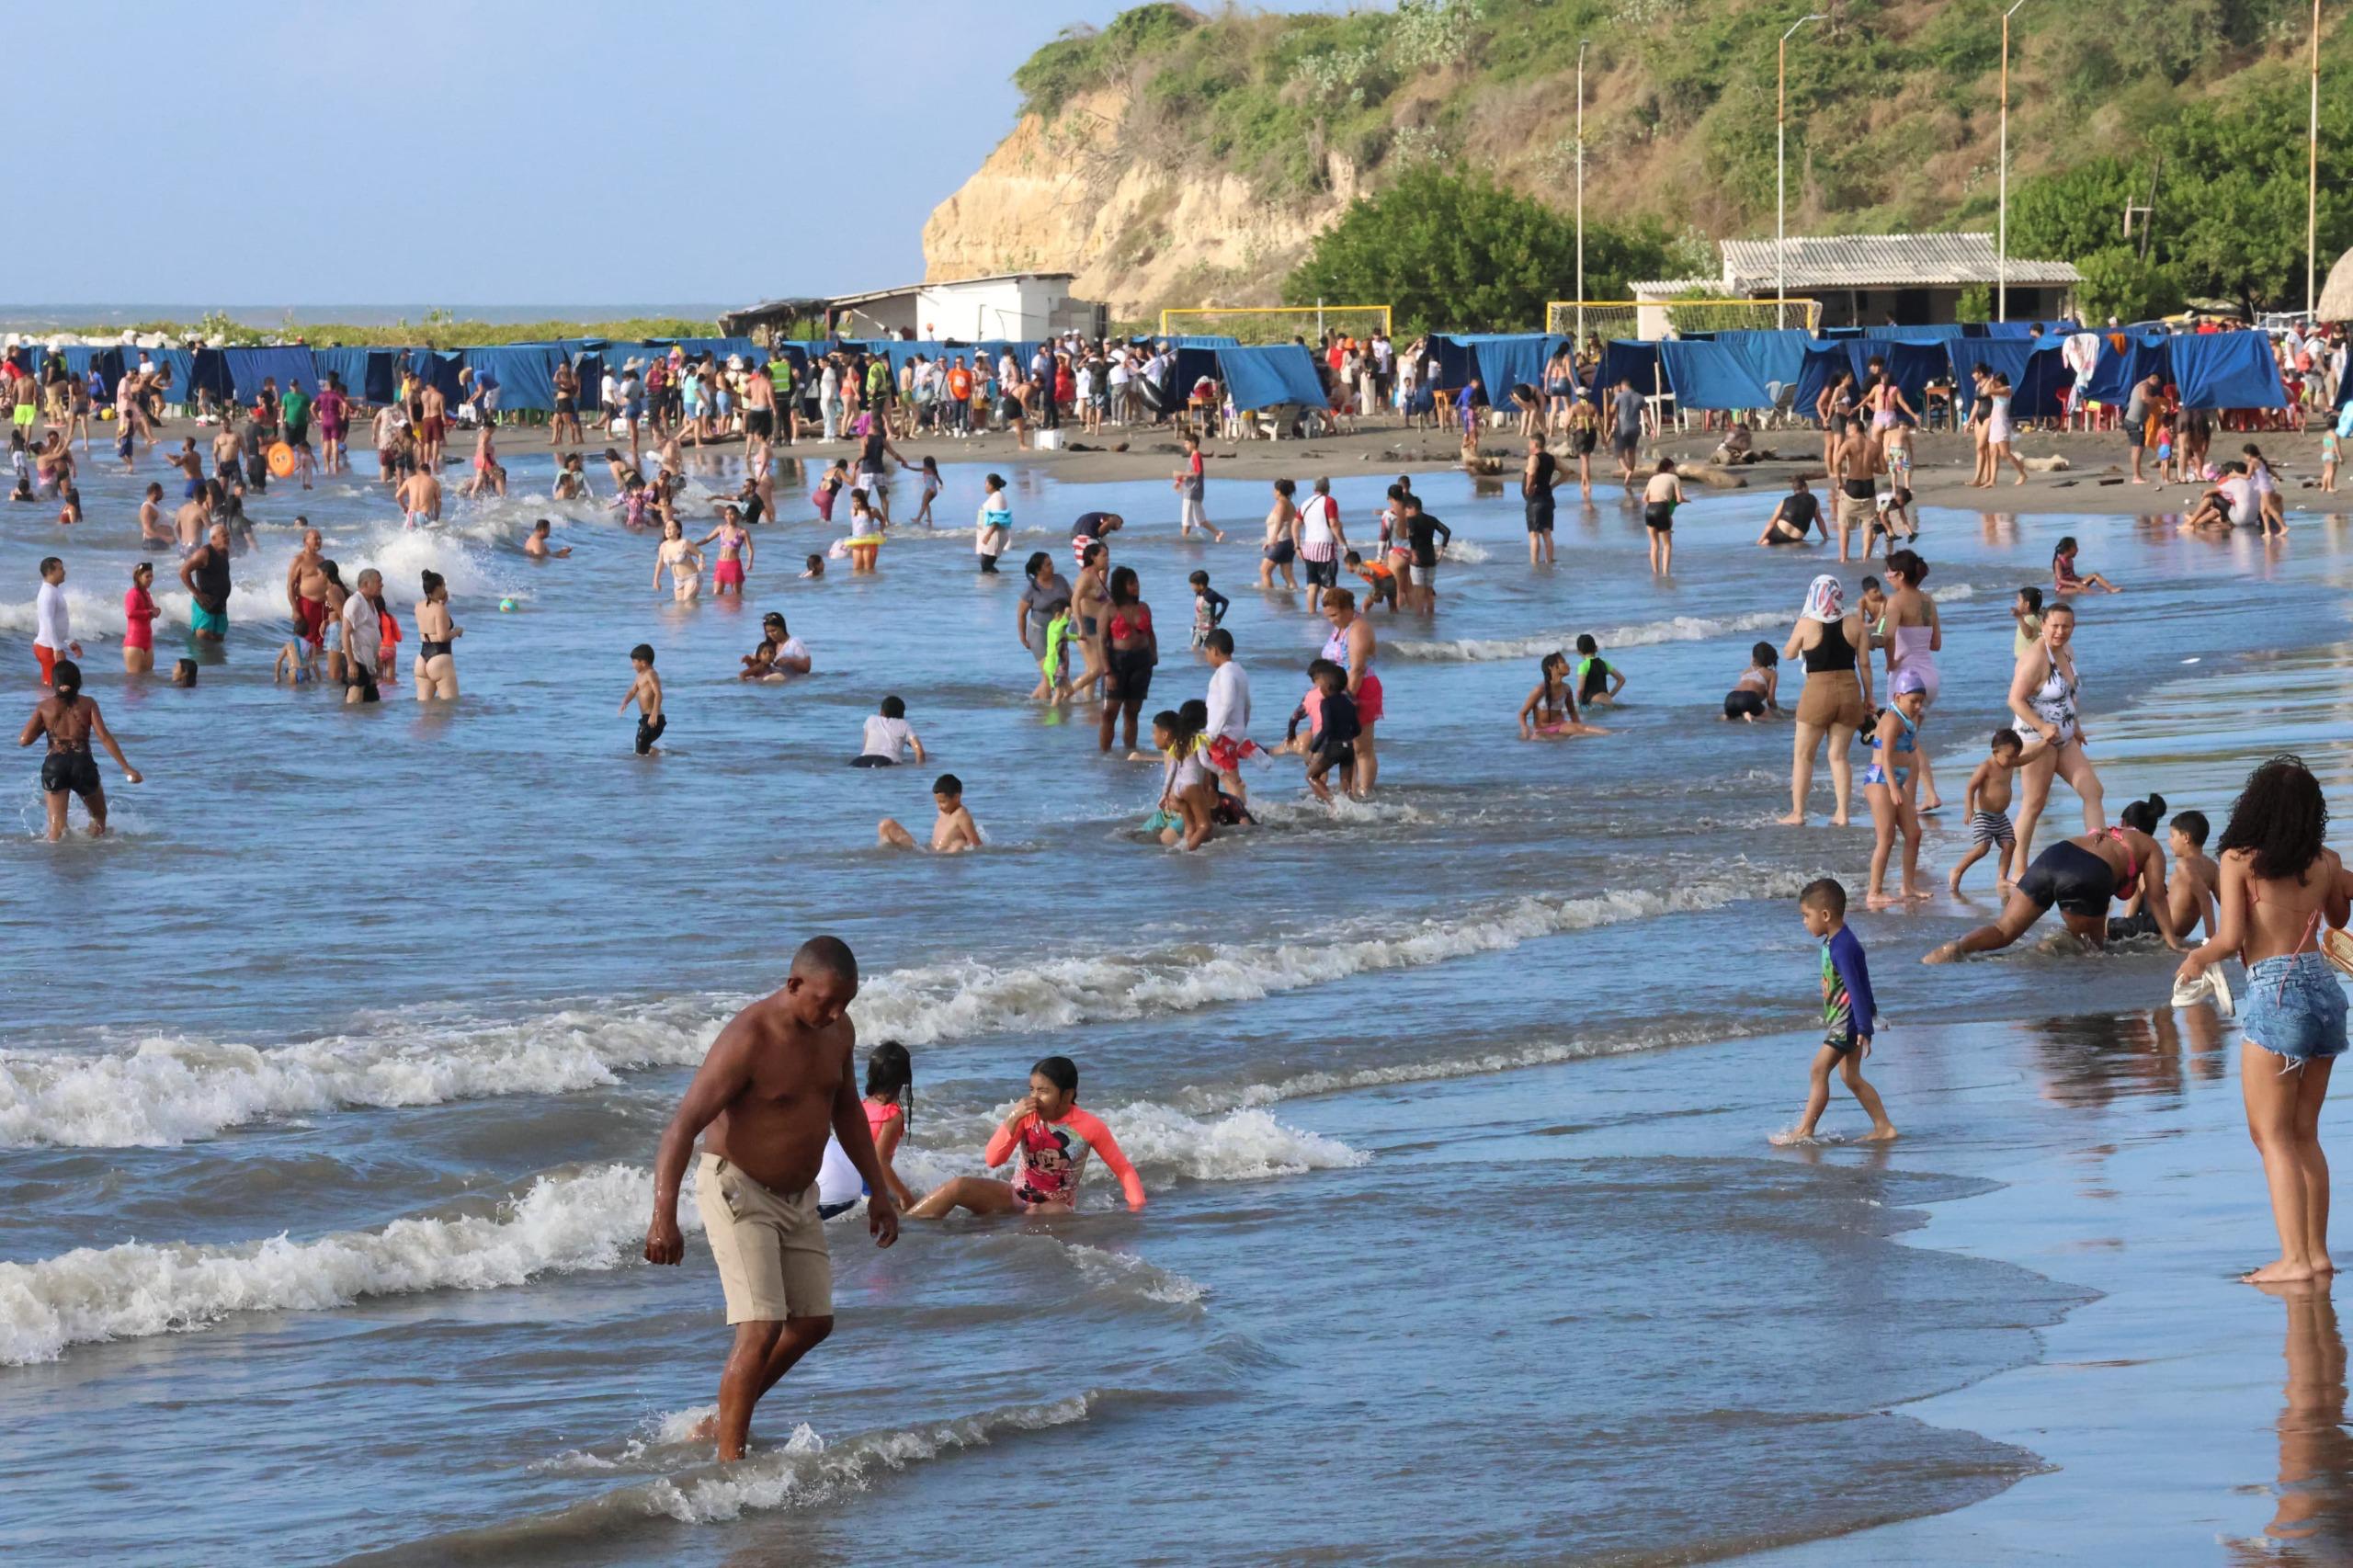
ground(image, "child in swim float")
xmin=1775 ymin=878 xmax=1897 ymax=1145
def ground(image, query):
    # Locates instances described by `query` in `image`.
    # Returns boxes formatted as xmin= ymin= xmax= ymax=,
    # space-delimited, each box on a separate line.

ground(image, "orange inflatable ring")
xmin=267 ymin=442 xmax=297 ymax=478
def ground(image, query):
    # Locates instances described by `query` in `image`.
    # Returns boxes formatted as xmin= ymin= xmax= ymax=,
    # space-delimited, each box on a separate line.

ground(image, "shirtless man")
xmin=138 ymin=483 xmax=172 ymax=547
xmin=1831 ymin=424 xmax=1883 ymax=566
xmin=643 ymin=936 xmax=898 ymax=1462
xmin=286 ymin=526 xmax=331 ymax=649
xmin=210 ymin=416 xmax=242 ymax=489
xmin=174 ymin=483 xmax=215 ymax=556
xmin=164 ymin=438 xmax=206 ymax=498
xmin=419 ymin=381 xmax=449 ymax=471
xmin=18 ymin=659 xmax=141 ymax=841
xmin=396 ymin=465 xmax=442 ymax=529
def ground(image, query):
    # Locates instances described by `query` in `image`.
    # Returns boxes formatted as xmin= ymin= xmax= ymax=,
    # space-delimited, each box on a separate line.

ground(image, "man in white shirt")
xmin=34 ymin=556 xmax=78 ymax=685
xmin=1202 ymin=628 xmax=1259 ymax=798
xmin=342 ymin=568 xmax=384 ymax=703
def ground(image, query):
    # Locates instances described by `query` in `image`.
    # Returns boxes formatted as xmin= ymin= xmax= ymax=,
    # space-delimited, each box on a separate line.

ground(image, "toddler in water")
xmin=1722 ymin=642 xmax=1780 ymax=722
xmin=913 ymin=455 xmax=942 ymax=527
xmin=878 ymin=773 xmax=983 ymax=852
xmin=801 ymin=552 xmax=825 ymax=580
xmin=1188 ymin=569 xmax=1229 ymax=648
xmin=1949 ymin=729 xmax=2024 ymax=894
xmin=273 ymin=633 xmax=319 ymax=686
xmin=1302 ymin=661 xmax=1360 ymax=802
xmin=853 ymin=695 xmax=925 ymax=767
xmin=1774 ymin=879 xmax=1897 ymax=1145
xmin=1573 ymin=633 xmax=1624 ymax=707
xmin=620 ymin=642 xmax=664 ymax=754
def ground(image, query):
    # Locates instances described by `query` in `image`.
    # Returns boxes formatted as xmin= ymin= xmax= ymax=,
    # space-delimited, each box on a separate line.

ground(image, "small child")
xmin=1345 ymin=550 xmax=1399 ymax=612
xmin=1302 ymin=660 xmax=1360 ymax=802
xmin=1861 ymin=671 xmax=1929 ymax=908
xmin=116 ymin=419 xmax=134 ymax=470
xmin=860 ymin=1042 xmax=918 ymax=1209
xmin=1882 ymin=415 xmax=1913 ymax=492
xmin=1775 ymin=878 xmax=1897 ymax=1145
xmin=1188 ymin=569 xmax=1229 ymax=649
xmin=855 ymin=694 xmax=925 ymax=767
xmin=878 ymin=772 xmax=982 ymax=852
xmin=620 ymin=642 xmax=664 ymax=754
xmin=169 ymin=657 xmax=199 ymax=687
xmin=914 ymin=455 xmax=942 ymax=527
xmin=1574 ymin=632 xmax=1624 ymax=706
xmin=2155 ymin=414 xmax=2178 ymax=483
xmin=274 ymin=634 xmax=318 ymax=686
xmin=1722 ymin=642 xmax=1779 ymax=721
xmin=2166 ymin=809 xmax=2220 ymax=941
xmin=1865 ymin=486 xmax=1915 ymax=557
xmin=2324 ymin=424 xmax=2341 ymax=494
xmin=1949 ymin=728 xmax=2024 ymax=894
xmin=2052 ymin=536 xmax=2121 ymax=594
xmin=801 ymin=552 xmax=825 ymax=579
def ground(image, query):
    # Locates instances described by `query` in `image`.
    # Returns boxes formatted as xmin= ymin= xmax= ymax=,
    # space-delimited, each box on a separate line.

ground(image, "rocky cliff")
xmin=923 ymin=88 xmax=1355 ymax=321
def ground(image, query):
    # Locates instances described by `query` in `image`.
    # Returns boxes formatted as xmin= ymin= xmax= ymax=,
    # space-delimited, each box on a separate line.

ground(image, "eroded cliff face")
xmin=922 ymin=88 xmax=1354 ymax=321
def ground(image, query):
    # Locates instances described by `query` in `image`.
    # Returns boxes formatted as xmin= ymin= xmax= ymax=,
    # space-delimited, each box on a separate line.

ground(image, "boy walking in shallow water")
xmin=1777 ymin=879 xmax=1897 ymax=1144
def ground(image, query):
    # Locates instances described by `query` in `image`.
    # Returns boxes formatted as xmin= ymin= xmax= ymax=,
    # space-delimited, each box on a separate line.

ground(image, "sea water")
xmin=3 ymin=434 xmax=2348 ymax=1564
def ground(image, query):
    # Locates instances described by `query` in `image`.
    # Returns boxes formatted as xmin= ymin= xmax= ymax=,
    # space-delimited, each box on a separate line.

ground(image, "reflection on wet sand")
xmin=2025 ymin=1006 xmax=2229 ymax=1110
xmin=2233 ymin=1284 xmax=2353 ymax=1564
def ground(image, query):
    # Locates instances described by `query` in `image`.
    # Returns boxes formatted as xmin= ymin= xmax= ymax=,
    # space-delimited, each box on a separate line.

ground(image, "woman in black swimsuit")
xmin=1926 ymin=796 xmax=2187 ymax=961
xmin=18 ymin=659 xmax=141 ymax=840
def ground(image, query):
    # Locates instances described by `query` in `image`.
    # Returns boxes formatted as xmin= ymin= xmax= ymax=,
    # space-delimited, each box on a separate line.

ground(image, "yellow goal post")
xmin=1158 ymin=304 xmax=1393 ymax=345
xmin=1545 ymin=298 xmax=1822 ymax=340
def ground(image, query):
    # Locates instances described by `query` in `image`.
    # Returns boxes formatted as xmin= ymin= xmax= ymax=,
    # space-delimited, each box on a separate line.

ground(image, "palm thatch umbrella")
xmin=2318 ymin=247 xmax=2353 ymax=321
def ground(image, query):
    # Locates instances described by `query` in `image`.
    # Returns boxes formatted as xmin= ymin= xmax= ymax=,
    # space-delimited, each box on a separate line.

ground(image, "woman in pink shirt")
xmin=122 ymin=562 xmax=157 ymax=675
xmin=907 ymin=1055 xmax=1145 ymax=1217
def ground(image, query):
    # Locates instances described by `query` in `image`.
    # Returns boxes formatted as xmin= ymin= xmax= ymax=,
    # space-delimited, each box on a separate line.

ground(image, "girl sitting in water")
xmin=1518 ymin=651 xmax=1608 ymax=739
xmin=1722 ymin=642 xmax=1782 ymax=722
xmin=861 ymin=1042 xmax=918 ymax=1210
xmin=906 ymin=1055 xmax=1145 ymax=1217
xmin=2052 ymin=536 xmax=2121 ymax=595
xmin=1147 ymin=705 xmax=1218 ymax=849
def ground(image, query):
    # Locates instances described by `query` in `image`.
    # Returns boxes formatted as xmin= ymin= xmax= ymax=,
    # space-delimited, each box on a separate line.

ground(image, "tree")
xmin=1283 ymin=167 xmax=1682 ymax=333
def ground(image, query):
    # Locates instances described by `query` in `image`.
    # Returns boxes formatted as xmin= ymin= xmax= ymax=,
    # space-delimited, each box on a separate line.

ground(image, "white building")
xmin=1631 ymin=233 xmax=2080 ymax=336
xmin=726 ymin=272 xmax=1103 ymax=342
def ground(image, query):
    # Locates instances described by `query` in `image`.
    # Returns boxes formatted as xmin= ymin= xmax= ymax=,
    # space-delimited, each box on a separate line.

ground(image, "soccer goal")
xmin=1545 ymin=298 xmax=1821 ymax=341
xmin=1157 ymin=304 xmax=1392 ymax=346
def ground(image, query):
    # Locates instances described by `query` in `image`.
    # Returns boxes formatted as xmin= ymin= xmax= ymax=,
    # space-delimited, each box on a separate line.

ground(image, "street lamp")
xmin=1997 ymin=0 xmax=2026 ymax=324
xmin=1575 ymin=39 xmax=1588 ymax=347
xmin=2308 ymin=0 xmax=2322 ymax=320
xmin=1778 ymin=15 xmax=1827 ymax=332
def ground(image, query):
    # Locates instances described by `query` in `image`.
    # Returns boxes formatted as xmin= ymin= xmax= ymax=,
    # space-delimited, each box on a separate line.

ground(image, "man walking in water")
xmin=644 ymin=936 xmax=899 ymax=1461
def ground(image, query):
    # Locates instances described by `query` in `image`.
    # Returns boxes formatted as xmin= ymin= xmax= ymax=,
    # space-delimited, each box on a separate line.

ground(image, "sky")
xmin=24 ymin=0 xmax=1368 ymax=312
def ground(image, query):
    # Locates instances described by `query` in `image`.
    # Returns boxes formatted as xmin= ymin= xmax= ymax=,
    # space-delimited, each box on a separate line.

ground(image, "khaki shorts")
xmin=1835 ymin=490 xmax=1874 ymax=533
xmin=694 ymin=1152 xmax=833 ymax=1324
xmin=1796 ymin=670 xmax=1869 ymax=730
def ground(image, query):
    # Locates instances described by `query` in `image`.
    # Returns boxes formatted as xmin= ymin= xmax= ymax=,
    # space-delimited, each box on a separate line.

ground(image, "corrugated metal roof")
xmin=1719 ymin=233 xmax=2078 ymax=290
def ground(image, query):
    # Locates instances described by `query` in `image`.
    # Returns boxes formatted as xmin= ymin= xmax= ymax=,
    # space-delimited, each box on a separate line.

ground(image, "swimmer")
xmin=853 ymin=695 xmax=925 ymax=767
xmin=1573 ymin=633 xmax=1624 ymax=707
xmin=906 ymin=1055 xmax=1145 ymax=1217
xmin=620 ymin=643 xmax=664 ymax=755
xmin=525 ymin=518 xmax=571 ymax=558
xmin=1948 ymin=729 xmax=2025 ymax=895
xmin=274 ymin=633 xmax=319 ymax=686
xmin=19 ymin=659 xmax=142 ymax=840
xmin=698 ymin=508 xmax=753 ymax=596
xmin=801 ymin=553 xmax=825 ymax=580
xmin=642 ymin=935 xmax=898 ymax=1461
xmin=860 ymin=1042 xmax=919 ymax=1210
xmin=138 ymin=483 xmax=172 ymax=546
xmin=1722 ymin=642 xmax=1780 ymax=722
xmin=2052 ymin=536 xmax=2121 ymax=594
xmin=974 ymin=472 xmax=1012 ymax=574
xmin=1861 ymin=670 xmax=1930 ymax=908
xmin=654 ymin=518 xmax=703 ymax=601
xmin=878 ymin=773 xmax=982 ymax=852
xmin=1775 ymin=878 xmax=1898 ymax=1143
xmin=1518 ymin=651 xmax=1607 ymax=739
xmin=1925 ymin=794 xmax=2185 ymax=962
xmin=1345 ymin=550 xmax=1399 ymax=612
xmin=32 ymin=557 xmax=78 ymax=686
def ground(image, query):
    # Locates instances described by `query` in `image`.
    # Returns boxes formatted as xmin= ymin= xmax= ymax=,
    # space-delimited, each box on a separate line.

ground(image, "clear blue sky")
xmin=27 ymin=0 xmax=1366 ymax=310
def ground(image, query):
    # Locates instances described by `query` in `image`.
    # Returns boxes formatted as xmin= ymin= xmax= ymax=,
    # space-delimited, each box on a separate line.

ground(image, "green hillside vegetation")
xmin=1016 ymin=0 xmax=2353 ymax=322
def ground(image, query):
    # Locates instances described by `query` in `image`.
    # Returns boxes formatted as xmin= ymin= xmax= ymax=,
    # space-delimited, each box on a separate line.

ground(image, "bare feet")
xmin=1922 ymin=941 xmax=1962 ymax=964
xmin=1776 ymin=811 xmax=1807 ymax=825
xmin=2243 ymin=1257 xmax=2319 ymax=1285
xmin=1860 ymin=1124 xmax=1900 ymax=1142
xmin=688 ymin=1414 xmax=721 ymax=1443
xmin=1830 ymin=813 xmax=1851 ymax=827
xmin=1769 ymin=1127 xmax=1817 ymax=1147
xmin=1866 ymin=891 xmax=1896 ymax=910
xmin=1904 ymin=885 xmax=1933 ymax=903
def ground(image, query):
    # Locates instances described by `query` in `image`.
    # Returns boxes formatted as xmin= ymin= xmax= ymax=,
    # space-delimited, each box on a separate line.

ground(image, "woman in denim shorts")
xmin=2177 ymin=756 xmax=2352 ymax=1284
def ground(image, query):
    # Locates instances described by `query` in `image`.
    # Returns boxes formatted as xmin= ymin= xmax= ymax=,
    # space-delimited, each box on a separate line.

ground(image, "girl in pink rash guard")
xmin=907 ymin=1055 xmax=1145 ymax=1217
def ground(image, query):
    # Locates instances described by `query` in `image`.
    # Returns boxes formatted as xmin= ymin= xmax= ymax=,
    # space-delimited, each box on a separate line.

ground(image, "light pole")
xmin=2308 ymin=0 xmax=2322 ymax=320
xmin=1997 ymin=0 xmax=2026 ymax=324
xmin=1572 ymin=38 xmax=1590 ymax=348
xmin=1778 ymin=15 xmax=1827 ymax=331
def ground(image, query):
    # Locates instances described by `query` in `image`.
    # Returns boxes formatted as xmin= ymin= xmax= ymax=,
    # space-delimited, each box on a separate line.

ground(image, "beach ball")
xmin=499 ymin=597 xmax=517 ymax=612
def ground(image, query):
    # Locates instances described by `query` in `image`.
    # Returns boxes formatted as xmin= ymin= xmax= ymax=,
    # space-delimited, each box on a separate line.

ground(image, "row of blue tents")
xmin=1418 ymin=326 xmax=2288 ymax=416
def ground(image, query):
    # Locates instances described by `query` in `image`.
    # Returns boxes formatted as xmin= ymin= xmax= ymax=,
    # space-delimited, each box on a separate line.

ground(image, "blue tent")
xmin=462 ymin=345 xmax=562 ymax=413
xmin=2083 ymin=332 xmax=2170 ymax=408
xmin=1446 ymin=333 xmax=1565 ymax=400
xmin=1427 ymin=336 xmax=1481 ymax=390
xmin=1216 ymin=345 xmax=1327 ymax=410
xmin=404 ymin=349 xmax=466 ymax=402
xmin=1656 ymin=340 xmax=1773 ymax=412
xmin=222 ymin=347 xmax=319 ymax=401
xmin=1982 ymin=321 xmax=2081 ymax=339
xmin=2172 ymin=332 xmax=2286 ymax=410
xmin=143 ymin=347 xmax=197 ymax=402
xmin=58 ymin=347 xmax=125 ymax=389
xmin=1792 ymin=344 xmax=1853 ymax=417
xmin=1595 ymin=340 xmax=1665 ymax=401
xmin=1705 ymin=330 xmax=1810 ymax=398
xmin=1972 ymin=341 xmax=2073 ymax=421
xmin=310 ymin=347 xmax=400 ymax=403
xmin=1843 ymin=339 xmax=1949 ymax=418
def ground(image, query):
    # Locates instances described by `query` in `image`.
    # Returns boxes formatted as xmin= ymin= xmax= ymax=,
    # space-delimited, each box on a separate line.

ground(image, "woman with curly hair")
xmin=2176 ymin=756 xmax=2353 ymax=1283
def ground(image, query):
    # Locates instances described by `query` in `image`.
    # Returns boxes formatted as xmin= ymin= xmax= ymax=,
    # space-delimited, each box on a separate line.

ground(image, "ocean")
xmin=3 ymin=432 xmax=2349 ymax=1565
